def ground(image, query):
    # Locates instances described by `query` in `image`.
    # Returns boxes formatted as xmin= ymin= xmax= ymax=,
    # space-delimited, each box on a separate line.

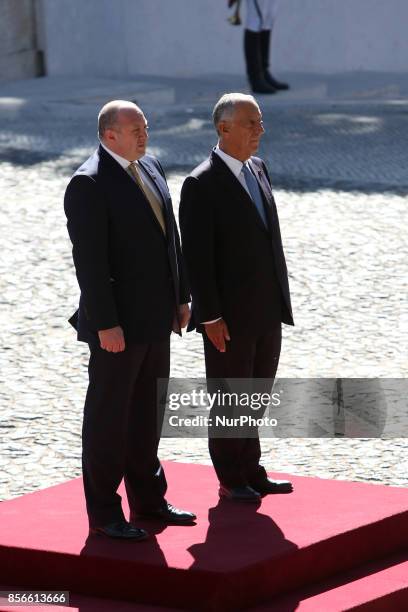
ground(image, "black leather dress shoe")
xmin=251 ymin=478 xmax=293 ymax=495
xmin=89 ymin=520 xmax=149 ymax=540
xmin=219 ymin=485 xmax=261 ymax=502
xmin=131 ymin=502 xmax=196 ymax=525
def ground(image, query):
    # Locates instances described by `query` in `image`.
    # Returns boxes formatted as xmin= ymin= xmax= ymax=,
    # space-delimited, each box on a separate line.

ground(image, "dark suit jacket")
xmin=64 ymin=145 xmax=189 ymax=344
xmin=179 ymin=150 xmax=293 ymax=336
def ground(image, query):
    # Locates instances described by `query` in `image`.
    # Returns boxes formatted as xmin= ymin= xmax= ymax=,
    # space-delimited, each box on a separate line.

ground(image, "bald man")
xmin=64 ymin=101 xmax=195 ymax=539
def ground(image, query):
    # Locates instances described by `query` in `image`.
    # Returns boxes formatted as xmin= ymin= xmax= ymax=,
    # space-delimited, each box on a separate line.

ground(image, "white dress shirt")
xmin=214 ymin=145 xmax=252 ymax=197
xmin=100 ymin=142 xmax=163 ymax=203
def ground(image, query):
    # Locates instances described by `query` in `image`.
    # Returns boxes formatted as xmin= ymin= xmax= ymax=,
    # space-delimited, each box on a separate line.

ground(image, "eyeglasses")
xmin=229 ymin=119 xmax=264 ymax=130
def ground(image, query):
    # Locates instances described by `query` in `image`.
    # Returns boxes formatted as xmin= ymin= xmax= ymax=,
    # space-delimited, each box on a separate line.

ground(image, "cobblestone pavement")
xmin=1 ymin=95 xmax=407 ymax=501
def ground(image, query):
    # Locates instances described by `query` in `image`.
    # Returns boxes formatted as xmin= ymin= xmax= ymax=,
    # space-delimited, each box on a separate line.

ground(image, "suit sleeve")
xmin=64 ymin=175 xmax=119 ymax=331
xmin=174 ymin=220 xmax=191 ymax=304
xmin=179 ymin=176 xmax=221 ymax=322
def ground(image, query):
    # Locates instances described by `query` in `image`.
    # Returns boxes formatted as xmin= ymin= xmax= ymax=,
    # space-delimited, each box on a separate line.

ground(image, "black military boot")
xmin=260 ymin=29 xmax=290 ymax=91
xmin=244 ymin=29 xmax=277 ymax=94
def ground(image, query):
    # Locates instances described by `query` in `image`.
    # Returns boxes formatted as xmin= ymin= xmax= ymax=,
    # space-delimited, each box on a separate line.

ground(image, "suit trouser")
xmin=82 ymin=338 xmax=169 ymax=527
xmin=203 ymin=324 xmax=281 ymax=488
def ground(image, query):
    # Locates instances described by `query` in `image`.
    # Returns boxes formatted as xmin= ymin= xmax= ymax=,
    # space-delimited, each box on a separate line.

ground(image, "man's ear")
xmin=219 ymin=121 xmax=230 ymax=135
xmin=105 ymin=128 xmax=116 ymax=144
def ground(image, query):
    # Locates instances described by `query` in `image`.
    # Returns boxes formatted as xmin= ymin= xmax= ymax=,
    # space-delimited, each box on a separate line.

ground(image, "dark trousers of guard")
xmin=82 ymin=339 xmax=169 ymax=528
xmin=203 ymin=324 xmax=281 ymax=489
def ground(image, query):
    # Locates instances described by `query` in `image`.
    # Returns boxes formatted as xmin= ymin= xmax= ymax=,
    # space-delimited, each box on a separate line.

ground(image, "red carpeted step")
xmin=1 ymin=462 xmax=407 ymax=611
xmin=251 ymin=552 xmax=408 ymax=610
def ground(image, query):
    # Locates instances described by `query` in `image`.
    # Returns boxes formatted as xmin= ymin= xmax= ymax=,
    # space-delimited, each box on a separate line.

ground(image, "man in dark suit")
xmin=179 ymin=93 xmax=294 ymax=503
xmin=64 ymin=100 xmax=196 ymax=539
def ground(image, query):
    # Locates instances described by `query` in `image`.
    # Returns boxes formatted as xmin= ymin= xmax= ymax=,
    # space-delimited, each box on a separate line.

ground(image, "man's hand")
xmin=179 ymin=303 xmax=191 ymax=329
xmin=173 ymin=304 xmax=191 ymax=332
xmin=98 ymin=326 xmax=125 ymax=353
xmin=204 ymin=319 xmax=230 ymax=352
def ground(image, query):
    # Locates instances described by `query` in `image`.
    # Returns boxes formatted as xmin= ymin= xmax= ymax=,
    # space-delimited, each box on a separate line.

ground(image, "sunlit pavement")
xmin=1 ymin=74 xmax=407 ymax=500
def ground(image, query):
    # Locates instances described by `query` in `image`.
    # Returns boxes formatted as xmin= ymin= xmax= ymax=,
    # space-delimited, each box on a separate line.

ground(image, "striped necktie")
xmin=128 ymin=163 xmax=166 ymax=235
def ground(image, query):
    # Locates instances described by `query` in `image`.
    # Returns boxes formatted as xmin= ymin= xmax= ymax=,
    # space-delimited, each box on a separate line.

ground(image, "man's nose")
xmin=253 ymin=124 xmax=264 ymax=136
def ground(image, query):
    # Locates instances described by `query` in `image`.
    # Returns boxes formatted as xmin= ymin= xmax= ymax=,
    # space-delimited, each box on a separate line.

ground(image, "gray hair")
xmin=212 ymin=92 xmax=257 ymax=134
xmin=97 ymin=100 xmax=142 ymax=139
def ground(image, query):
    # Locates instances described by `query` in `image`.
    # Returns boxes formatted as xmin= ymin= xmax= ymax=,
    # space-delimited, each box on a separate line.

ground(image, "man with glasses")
xmin=180 ymin=93 xmax=294 ymax=502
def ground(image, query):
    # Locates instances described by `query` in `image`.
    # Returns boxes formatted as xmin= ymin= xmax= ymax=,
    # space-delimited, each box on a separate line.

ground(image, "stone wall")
xmin=0 ymin=0 xmax=43 ymax=82
xmin=39 ymin=0 xmax=408 ymax=78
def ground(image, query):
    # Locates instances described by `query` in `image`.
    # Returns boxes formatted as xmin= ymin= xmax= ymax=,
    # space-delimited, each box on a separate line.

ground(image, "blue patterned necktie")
xmin=241 ymin=163 xmax=268 ymax=227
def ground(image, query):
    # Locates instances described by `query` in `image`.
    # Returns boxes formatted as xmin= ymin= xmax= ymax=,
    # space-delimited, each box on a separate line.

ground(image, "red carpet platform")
xmin=253 ymin=552 xmax=408 ymax=611
xmin=1 ymin=461 xmax=407 ymax=611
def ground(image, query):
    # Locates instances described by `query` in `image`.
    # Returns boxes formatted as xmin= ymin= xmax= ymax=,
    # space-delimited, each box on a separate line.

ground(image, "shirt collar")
xmin=215 ymin=145 xmax=248 ymax=179
xmin=100 ymin=142 xmax=137 ymax=171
